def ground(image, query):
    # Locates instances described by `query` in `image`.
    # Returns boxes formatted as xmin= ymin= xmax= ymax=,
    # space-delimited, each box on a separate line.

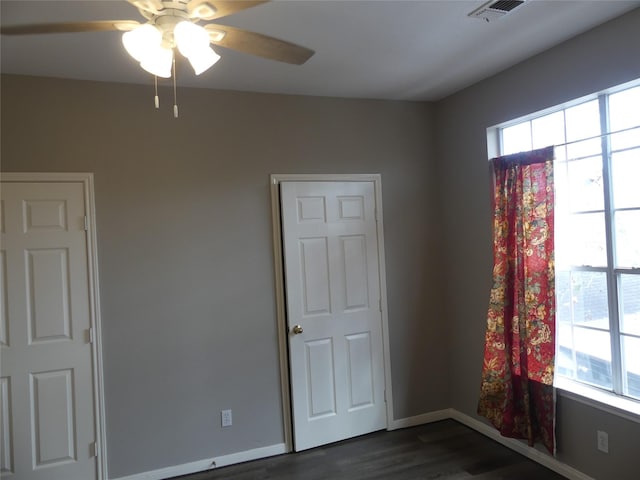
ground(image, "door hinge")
xmin=88 ymin=327 xmax=94 ymax=344
xmin=84 ymin=216 xmax=89 ymax=231
xmin=379 ymin=298 xmax=382 ymax=312
xmin=384 ymin=389 xmax=387 ymax=403
xmin=90 ymin=441 xmax=98 ymax=457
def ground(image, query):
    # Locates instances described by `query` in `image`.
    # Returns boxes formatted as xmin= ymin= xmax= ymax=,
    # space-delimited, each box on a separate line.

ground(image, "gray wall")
xmin=3 ymin=7 xmax=640 ymax=480
xmin=434 ymin=8 xmax=640 ymax=479
xmin=0 ymin=76 xmax=448 ymax=478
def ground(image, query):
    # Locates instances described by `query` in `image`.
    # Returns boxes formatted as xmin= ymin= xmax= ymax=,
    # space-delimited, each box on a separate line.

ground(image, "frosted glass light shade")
xmin=140 ymin=46 xmax=173 ymax=78
xmin=122 ymin=24 xmax=162 ymax=62
xmin=188 ymin=46 xmax=220 ymax=75
xmin=174 ymin=21 xmax=210 ymax=58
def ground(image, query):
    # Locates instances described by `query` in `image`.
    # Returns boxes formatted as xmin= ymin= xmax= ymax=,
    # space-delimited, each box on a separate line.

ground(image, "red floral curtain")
xmin=478 ymin=146 xmax=556 ymax=454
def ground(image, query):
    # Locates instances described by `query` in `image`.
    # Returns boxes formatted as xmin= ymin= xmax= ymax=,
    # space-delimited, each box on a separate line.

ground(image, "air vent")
xmin=469 ymin=0 xmax=525 ymax=22
xmin=490 ymin=1 xmax=524 ymax=12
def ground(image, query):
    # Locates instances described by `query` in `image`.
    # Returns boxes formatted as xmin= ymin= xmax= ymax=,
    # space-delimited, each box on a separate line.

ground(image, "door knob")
xmin=291 ymin=325 xmax=304 ymax=334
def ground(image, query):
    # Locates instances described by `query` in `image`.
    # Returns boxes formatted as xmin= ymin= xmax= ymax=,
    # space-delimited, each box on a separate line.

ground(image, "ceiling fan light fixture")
xmin=174 ymin=21 xmax=210 ymax=58
xmin=1 ymin=1 xmax=315 ymax=117
xmin=188 ymin=46 xmax=221 ymax=75
xmin=122 ymin=24 xmax=162 ymax=62
xmin=140 ymin=45 xmax=173 ymax=78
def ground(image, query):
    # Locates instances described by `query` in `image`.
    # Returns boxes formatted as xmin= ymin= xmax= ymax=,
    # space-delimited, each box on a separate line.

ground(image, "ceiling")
xmin=2 ymin=0 xmax=639 ymax=101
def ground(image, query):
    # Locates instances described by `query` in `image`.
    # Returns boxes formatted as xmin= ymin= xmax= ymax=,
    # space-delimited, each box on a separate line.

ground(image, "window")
xmin=497 ymin=80 xmax=640 ymax=404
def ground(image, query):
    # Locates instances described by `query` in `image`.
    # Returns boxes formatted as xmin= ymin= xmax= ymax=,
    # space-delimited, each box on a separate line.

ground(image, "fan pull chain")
xmin=154 ymin=76 xmax=159 ymax=109
xmin=173 ymin=58 xmax=178 ymax=118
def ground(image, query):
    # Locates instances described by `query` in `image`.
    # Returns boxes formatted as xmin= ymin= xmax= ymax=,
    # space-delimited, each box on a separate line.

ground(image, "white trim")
xmin=0 ymin=172 xmax=96 ymax=182
xmin=109 ymin=409 xmax=596 ymax=480
xmin=382 ymin=408 xmax=594 ymax=480
xmin=372 ymin=177 xmax=395 ymax=430
xmin=110 ymin=458 xmax=215 ymax=480
xmin=84 ymin=173 xmax=109 ymax=480
xmin=388 ymin=409 xmax=452 ymax=430
xmin=269 ymin=176 xmax=293 ymax=451
xmin=213 ymin=443 xmax=286 ymax=468
xmin=110 ymin=444 xmax=286 ymax=480
xmin=449 ymin=410 xmax=594 ymax=480
xmin=271 ymin=173 xmax=384 ymax=183
xmin=269 ymin=173 xmax=394 ymax=451
xmin=555 ymin=377 xmax=640 ymax=423
xmin=1 ymin=172 xmax=107 ymax=480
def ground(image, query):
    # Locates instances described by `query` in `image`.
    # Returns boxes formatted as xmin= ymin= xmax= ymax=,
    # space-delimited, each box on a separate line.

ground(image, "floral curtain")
xmin=478 ymin=146 xmax=556 ymax=454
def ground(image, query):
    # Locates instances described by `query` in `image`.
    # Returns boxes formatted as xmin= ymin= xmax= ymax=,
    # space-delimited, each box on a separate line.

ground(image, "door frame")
xmin=1 ymin=172 xmax=107 ymax=480
xmin=269 ymin=173 xmax=394 ymax=452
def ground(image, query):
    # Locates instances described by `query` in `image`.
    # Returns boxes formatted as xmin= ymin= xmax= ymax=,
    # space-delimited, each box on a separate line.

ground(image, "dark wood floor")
xmin=176 ymin=420 xmax=565 ymax=480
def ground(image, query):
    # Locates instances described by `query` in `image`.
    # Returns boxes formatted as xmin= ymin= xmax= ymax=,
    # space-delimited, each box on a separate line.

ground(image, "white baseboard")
xmin=112 ymin=411 xmax=593 ymax=480
xmin=388 ymin=408 xmax=452 ymax=430
xmin=449 ymin=410 xmax=594 ymax=480
xmin=213 ymin=443 xmax=286 ymax=469
xmin=110 ymin=458 xmax=215 ymax=480
xmin=110 ymin=443 xmax=287 ymax=480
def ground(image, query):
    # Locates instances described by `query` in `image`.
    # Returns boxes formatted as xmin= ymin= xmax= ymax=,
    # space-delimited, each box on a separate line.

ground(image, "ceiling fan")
xmin=1 ymin=0 xmax=314 ymax=75
xmin=1 ymin=0 xmax=314 ymax=115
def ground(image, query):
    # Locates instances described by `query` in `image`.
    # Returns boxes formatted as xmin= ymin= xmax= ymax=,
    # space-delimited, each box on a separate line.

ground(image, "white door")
xmin=280 ymin=181 xmax=387 ymax=451
xmin=0 ymin=181 xmax=97 ymax=479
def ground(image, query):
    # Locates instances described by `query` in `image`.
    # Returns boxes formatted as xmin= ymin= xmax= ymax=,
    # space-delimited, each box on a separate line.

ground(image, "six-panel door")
xmin=280 ymin=181 xmax=386 ymax=451
xmin=0 ymin=181 xmax=97 ymax=480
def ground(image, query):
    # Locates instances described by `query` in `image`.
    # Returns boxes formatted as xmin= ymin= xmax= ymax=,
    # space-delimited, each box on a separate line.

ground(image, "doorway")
xmin=270 ymin=174 xmax=393 ymax=452
xmin=0 ymin=173 xmax=106 ymax=480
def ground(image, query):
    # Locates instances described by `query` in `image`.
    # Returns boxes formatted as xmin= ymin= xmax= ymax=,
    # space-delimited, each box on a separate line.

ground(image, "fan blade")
xmin=204 ymin=1 xmax=270 ymax=21
xmin=1 ymin=20 xmax=140 ymax=35
xmin=127 ymin=0 xmax=164 ymax=15
xmin=206 ymin=24 xmax=314 ymax=65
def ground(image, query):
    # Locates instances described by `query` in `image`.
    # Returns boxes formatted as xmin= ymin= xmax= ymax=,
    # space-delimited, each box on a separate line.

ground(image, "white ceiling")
xmin=2 ymin=0 xmax=639 ymax=101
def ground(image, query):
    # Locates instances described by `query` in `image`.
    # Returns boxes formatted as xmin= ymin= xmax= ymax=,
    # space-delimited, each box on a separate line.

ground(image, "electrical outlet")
xmin=597 ymin=430 xmax=609 ymax=453
xmin=221 ymin=409 xmax=232 ymax=427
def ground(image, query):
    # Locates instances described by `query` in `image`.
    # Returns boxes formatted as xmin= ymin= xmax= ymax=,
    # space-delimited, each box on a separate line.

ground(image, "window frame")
xmin=487 ymin=78 xmax=640 ymax=418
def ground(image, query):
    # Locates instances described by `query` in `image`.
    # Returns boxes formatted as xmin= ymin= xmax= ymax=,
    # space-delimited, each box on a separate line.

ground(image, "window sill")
xmin=554 ymin=377 xmax=640 ymax=424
